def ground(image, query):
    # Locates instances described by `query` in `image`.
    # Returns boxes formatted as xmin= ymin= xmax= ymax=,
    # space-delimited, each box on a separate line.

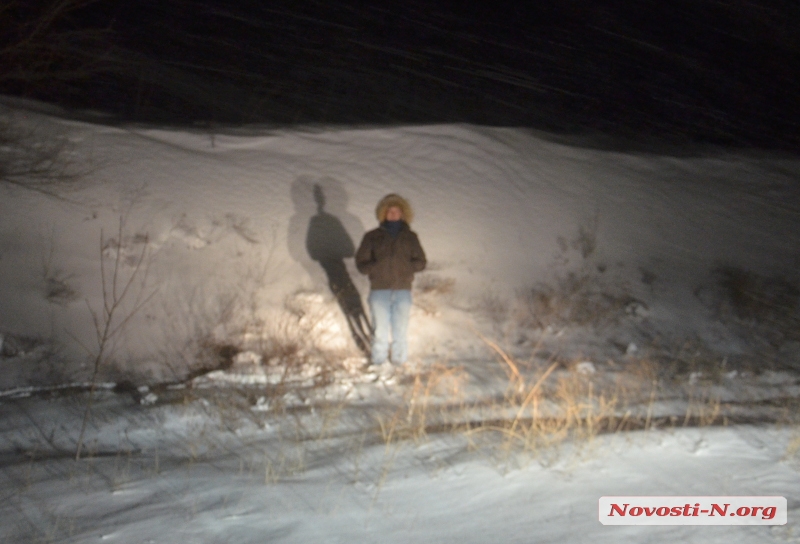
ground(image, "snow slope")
xmin=3 ymin=108 xmax=799 ymax=380
xmin=1 ymin=102 xmax=799 ymax=543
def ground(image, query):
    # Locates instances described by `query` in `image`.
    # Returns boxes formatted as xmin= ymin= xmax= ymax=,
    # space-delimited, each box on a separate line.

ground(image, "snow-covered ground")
xmin=1 ymin=100 xmax=799 ymax=542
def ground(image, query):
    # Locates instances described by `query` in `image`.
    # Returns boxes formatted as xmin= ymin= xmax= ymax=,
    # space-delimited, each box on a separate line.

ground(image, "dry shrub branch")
xmin=74 ymin=217 xmax=156 ymax=460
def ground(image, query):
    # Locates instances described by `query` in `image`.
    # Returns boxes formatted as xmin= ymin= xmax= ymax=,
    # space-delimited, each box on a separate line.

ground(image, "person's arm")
xmin=410 ymin=233 xmax=426 ymax=272
xmin=355 ymin=233 xmax=376 ymax=274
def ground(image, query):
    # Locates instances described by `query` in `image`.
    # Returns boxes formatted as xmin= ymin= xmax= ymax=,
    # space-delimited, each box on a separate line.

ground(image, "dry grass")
xmin=367 ymin=335 xmax=732 ymax=468
xmin=461 ymin=355 xmax=620 ymax=462
xmin=785 ymin=432 xmax=800 ymax=464
xmin=375 ymin=362 xmax=468 ymax=446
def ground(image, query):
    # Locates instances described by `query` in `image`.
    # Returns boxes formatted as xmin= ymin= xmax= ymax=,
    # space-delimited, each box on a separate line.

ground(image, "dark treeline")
xmin=2 ymin=0 xmax=799 ymax=149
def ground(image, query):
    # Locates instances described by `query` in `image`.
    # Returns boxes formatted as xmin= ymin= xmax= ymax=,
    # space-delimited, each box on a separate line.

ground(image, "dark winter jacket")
xmin=355 ymin=222 xmax=426 ymax=290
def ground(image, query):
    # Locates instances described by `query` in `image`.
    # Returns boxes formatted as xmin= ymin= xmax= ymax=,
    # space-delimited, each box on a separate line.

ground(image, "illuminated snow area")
xmin=0 ymin=102 xmax=799 ymax=543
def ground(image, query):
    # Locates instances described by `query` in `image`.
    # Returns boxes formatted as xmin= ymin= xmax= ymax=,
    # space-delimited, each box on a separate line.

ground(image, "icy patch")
xmin=233 ymin=350 xmax=263 ymax=367
xmin=194 ymin=361 xmax=324 ymax=387
xmin=282 ymin=391 xmax=307 ymax=407
xmin=251 ymin=396 xmax=270 ymax=412
xmin=197 ymin=369 xmax=269 ymax=386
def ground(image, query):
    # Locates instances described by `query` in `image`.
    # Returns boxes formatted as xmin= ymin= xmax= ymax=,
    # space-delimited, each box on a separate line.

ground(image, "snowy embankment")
xmin=1 ymin=102 xmax=799 ymax=542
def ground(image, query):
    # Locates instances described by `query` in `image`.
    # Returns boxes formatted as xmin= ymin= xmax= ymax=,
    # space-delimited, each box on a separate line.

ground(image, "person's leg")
xmin=368 ymin=290 xmax=391 ymax=365
xmin=389 ymin=289 xmax=412 ymax=364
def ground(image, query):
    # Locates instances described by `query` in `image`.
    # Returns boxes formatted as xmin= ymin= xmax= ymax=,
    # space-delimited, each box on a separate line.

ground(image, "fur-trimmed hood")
xmin=375 ymin=193 xmax=414 ymax=223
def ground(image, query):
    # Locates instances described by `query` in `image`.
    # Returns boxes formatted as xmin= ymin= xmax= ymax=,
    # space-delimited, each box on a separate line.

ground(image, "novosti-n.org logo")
xmin=599 ymin=496 xmax=787 ymax=525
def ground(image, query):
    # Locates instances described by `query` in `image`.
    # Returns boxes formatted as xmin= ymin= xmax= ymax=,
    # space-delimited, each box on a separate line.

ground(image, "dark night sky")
xmin=4 ymin=0 xmax=800 ymax=149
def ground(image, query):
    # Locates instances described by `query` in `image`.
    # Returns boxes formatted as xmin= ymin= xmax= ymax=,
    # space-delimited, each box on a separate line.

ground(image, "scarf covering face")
xmin=382 ymin=220 xmax=403 ymax=238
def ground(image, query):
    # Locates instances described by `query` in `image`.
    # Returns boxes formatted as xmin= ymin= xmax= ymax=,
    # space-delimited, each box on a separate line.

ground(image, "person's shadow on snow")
xmin=288 ymin=177 xmax=371 ymax=354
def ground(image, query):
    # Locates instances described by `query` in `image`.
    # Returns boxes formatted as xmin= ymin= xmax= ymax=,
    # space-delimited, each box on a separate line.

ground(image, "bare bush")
xmin=0 ymin=1 xmax=111 ymax=197
xmin=414 ymin=274 xmax=456 ymax=296
xmin=697 ymin=266 xmax=800 ymax=350
xmin=184 ymin=290 xmax=365 ymax=415
xmin=414 ymin=274 xmax=456 ymax=316
xmin=0 ymin=1 xmax=110 ymax=92
xmin=515 ymin=220 xmax=645 ymax=331
xmin=74 ymin=218 xmax=156 ymax=460
xmin=518 ymin=273 xmax=643 ymax=330
xmin=0 ymin=110 xmax=87 ymax=197
xmin=41 ymin=231 xmax=79 ymax=305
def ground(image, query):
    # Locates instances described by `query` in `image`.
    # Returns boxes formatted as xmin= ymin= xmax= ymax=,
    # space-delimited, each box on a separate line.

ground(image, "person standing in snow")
xmin=355 ymin=194 xmax=426 ymax=372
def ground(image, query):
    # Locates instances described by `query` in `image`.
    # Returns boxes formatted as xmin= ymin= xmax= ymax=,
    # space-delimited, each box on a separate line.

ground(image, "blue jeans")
xmin=368 ymin=289 xmax=412 ymax=365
